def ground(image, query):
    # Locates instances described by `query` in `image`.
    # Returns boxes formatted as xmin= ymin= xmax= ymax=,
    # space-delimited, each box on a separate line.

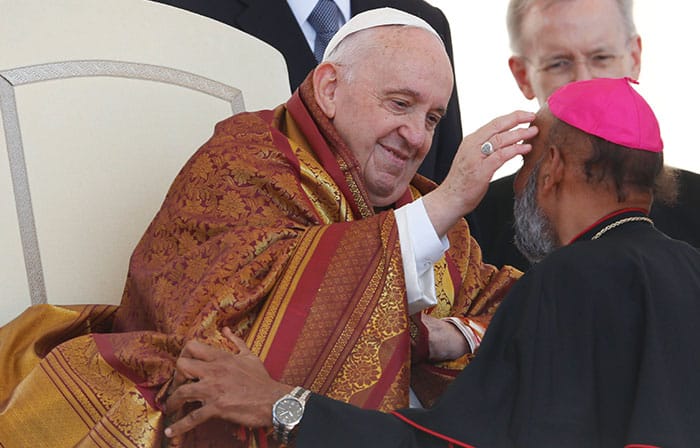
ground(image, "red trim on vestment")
xmin=567 ymin=207 xmax=649 ymax=244
xmin=259 ymin=108 xmax=303 ymax=175
xmin=420 ymin=363 xmax=462 ymax=378
xmin=390 ymin=411 xmax=476 ymax=448
xmin=92 ymin=333 xmax=159 ymax=409
xmin=395 ymin=188 xmax=414 ymax=207
xmin=286 ymin=91 xmax=365 ymax=218
xmin=445 ymin=251 xmax=463 ymax=300
xmin=363 ymin=325 xmax=410 ymax=409
xmin=256 ymin=428 xmax=269 ymax=448
xmin=262 ymin=225 xmax=347 ymax=380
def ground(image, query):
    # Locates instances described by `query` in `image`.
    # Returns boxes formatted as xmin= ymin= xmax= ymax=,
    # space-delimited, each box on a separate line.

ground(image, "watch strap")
xmin=273 ymin=386 xmax=311 ymax=444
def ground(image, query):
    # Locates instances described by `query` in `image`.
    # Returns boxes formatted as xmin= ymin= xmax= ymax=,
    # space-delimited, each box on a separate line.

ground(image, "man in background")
xmin=151 ymin=0 xmax=463 ymax=184
xmin=471 ymin=0 xmax=700 ymax=270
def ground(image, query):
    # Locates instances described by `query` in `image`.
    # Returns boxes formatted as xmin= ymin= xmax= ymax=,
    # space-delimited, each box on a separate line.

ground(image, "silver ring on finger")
xmin=480 ymin=141 xmax=495 ymax=156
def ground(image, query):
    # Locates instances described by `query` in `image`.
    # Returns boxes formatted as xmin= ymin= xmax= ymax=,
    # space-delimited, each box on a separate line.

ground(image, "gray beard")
xmin=513 ymin=164 xmax=559 ymax=264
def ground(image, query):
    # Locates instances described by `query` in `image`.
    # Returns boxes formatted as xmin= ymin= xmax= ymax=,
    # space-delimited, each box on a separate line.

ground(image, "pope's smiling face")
xmin=328 ymin=26 xmax=453 ymax=207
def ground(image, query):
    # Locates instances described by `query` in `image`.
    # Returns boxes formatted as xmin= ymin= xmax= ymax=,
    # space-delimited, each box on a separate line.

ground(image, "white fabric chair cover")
xmin=0 ymin=0 xmax=291 ymax=325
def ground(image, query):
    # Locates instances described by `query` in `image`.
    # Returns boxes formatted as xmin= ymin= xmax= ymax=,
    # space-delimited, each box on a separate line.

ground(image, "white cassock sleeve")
xmin=394 ymin=199 xmax=482 ymax=356
xmin=393 ymin=197 xmax=449 ymax=316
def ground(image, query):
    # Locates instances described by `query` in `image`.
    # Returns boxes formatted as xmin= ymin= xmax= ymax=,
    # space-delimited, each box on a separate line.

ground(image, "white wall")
xmin=428 ymin=1 xmax=700 ymax=179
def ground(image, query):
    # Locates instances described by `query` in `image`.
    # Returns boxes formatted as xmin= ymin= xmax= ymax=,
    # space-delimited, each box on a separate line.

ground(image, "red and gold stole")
xmin=247 ymin=79 xmax=412 ymax=414
xmin=247 ymin=78 xmax=521 ymax=416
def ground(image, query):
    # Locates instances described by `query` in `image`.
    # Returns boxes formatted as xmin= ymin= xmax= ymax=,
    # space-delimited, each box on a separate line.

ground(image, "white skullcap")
xmin=322 ymin=7 xmax=443 ymax=61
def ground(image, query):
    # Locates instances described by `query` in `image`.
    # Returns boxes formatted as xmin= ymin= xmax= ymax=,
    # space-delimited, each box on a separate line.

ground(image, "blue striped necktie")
xmin=307 ymin=0 xmax=342 ymax=62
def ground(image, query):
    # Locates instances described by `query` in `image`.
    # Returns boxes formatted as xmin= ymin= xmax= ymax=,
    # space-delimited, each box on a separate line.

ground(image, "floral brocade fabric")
xmin=0 ymin=79 xmax=520 ymax=447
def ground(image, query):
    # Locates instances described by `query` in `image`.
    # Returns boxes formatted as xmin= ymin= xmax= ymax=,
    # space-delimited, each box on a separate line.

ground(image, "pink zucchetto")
xmin=547 ymin=77 xmax=663 ymax=152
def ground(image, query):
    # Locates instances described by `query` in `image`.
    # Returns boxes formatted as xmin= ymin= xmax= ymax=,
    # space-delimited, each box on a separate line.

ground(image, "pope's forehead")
xmin=366 ymin=25 xmax=443 ymax=48
xmin=357 ymin=27 xmax=450 ymax=70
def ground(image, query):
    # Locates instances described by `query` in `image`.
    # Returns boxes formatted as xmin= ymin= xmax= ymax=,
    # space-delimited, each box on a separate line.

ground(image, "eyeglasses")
xmin=534 ymin=53 xmax=625 ymax=77
xmin=522 ymin=48 xmax=630 ymax=81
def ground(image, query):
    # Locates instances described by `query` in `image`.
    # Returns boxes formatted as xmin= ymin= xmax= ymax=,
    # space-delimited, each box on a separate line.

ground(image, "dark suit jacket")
xmin=470 ymin=169 xmax=700 ymax=271
xmin=152 ymin=0 xmax=462 ymax=183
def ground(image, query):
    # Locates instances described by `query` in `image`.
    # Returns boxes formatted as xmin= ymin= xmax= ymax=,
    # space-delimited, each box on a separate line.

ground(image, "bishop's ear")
xmin=312 ymin=62 xmax=340 ymax=119
xmin=539 ymin=145 xmax=565 ymax=193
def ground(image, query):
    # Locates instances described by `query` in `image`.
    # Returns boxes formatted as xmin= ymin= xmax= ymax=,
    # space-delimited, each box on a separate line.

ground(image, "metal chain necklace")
xmin=591 ymin=216 xmax=654 ymax=240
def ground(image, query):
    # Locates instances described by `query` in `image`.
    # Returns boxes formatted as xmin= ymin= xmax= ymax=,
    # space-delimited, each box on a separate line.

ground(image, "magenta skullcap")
xmin=547 ymin=77 xmax=663 ymax=152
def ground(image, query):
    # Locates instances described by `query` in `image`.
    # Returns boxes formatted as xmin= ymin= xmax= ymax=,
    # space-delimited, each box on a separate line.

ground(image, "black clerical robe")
xmin=297 ymin=210 xmax=700 ymax=448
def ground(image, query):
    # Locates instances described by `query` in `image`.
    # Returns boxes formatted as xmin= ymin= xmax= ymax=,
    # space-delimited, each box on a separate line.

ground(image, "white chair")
xmin=0 ymin=0 xmax=291 ymax=326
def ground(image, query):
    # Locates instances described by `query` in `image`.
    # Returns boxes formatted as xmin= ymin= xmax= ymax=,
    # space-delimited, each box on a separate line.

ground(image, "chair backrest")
xmin=0 ymin=0 xmax=291 ymax=326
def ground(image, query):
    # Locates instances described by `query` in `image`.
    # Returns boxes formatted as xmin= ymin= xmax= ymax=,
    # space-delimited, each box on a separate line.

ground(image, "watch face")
xmin=274 ymin=397 xmax=304 ymax=425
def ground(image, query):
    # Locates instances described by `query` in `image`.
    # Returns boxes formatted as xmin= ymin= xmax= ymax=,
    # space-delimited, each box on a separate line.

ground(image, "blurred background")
xmin=428 ymin=1 xmax=700 ymax=180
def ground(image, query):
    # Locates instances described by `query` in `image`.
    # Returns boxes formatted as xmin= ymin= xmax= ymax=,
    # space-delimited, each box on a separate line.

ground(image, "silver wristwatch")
xmin=272 ymin=386 xmax=311 ymax=444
